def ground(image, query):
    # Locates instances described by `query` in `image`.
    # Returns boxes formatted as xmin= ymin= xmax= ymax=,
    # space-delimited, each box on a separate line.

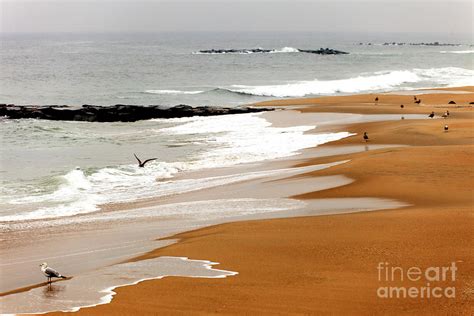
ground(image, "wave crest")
xmin=440 ymin=50 xmax=474 ymax=54
xmin=144 ymin=89 xmax=204 ymax=95
xmin=223 ymin=67 xmax=474 ymax=97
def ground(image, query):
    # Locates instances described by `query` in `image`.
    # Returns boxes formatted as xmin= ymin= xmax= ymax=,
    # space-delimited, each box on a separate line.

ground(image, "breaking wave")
xmin=144 ymin=89 xmax=205 ymax=95
xmin=440 ymin=50 xmax=474 ymax=54
xmin=270 ymin=47 xmax=300 ymax=53
xmin=221 ymin=67 xmax=474 ymax=97
xmin=1 ymin=113 xmax=352 ymax=221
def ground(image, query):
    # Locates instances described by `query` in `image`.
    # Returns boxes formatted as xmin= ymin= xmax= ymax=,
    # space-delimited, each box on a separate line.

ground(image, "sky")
xmin=0 ymin=0 xmax=472 ymax=35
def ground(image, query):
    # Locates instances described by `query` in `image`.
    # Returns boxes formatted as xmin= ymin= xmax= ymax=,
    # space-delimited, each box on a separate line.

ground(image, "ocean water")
xmin=0 ymin=112 xmax=352 ymax=221
xmin=1 ymin=32 xmax=472 ymax=106
xmin=0 ymin=32 xmax=473 ymax=223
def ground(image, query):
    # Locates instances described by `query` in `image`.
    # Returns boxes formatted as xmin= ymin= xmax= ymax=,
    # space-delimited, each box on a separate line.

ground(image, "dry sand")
xmin=49 ymin=89 xmax=473 ymax=315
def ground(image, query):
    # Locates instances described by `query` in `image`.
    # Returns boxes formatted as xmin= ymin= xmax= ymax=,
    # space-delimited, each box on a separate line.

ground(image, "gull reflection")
xmin=43 ymin=283 xmax=66 ymax=298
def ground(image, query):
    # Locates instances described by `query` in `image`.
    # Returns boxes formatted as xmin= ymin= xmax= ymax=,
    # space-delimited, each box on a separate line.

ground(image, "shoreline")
xmin=72 ymin=88 xmax=472 ymax=315
xmin=1 ymin=111 xmax=404 ymax=300
xmin=2 ymin=87 xmax=473 ymax=315
xmin=0 ymin=109 xmax=394 ymax=297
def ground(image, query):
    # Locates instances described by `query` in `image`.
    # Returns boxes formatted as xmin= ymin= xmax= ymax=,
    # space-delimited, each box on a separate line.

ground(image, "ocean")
xmin=0 ymin=31 xmax=473 ymax=223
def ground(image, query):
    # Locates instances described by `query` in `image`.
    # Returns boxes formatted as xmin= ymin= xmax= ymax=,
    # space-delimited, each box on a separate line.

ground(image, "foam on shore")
xmin=0 ymin=256 xmax=237 ymax=314
xmin=1 ymin=113 xmax=352 ymax=222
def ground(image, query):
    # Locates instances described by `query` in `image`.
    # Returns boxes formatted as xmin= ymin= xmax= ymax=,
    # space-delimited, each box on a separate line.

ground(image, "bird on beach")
xmin=444 ymin=125 xmax=449 ymax=132
xmin=134 ymin=153 xmax=157 ymax=168
xmin=400 ymin=104 xmax=404 ymax=108
xmin=428 ymin=111 xmax=435 ymax=118
xmin=415 ymin=99 xmax=421 ymax=104
xmin=414 ymin=96 xmax=417 ymax=101
xmin=363 ymin=132 xmax=369 ymax=142
xmin=374 ymin=97 xmax=379 ymax=104
xmin=442 ymin=111 xmax=448 ymax=119
xmin=39 ymin=263 xmax=67 ymax=283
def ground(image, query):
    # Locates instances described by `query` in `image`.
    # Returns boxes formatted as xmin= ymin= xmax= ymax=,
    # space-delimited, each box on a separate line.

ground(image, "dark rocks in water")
xmin=359 ymin=41 xmax=461 ymax=47
xmin=0 ymin=104 xmax=274 ymax=122
xmin=197 ymin=48 xmax=273 ymax=54
xmin=409 ymin=42 xmax=460 ymax=46
xmin=448 ymin=101 xmax=456 ymax=104
xmin=196 ymin=48 xmax=349 ymax=55
xmin=382 ymin=42 xmax=405 ymax=46
xmin=298 ymin=48 xmax=349 ymax=55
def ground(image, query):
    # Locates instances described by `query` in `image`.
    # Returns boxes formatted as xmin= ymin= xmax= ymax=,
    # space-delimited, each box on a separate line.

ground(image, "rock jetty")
xmin=0 ymin=104 xmax=274 ymax=122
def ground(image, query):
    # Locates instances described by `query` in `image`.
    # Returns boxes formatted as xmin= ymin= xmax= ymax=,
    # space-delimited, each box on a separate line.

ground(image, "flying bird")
xmin=39 ymin=263 xmax=66 ymax=283
xmin=428 ymin=111 xmax=435 ymax=118
xmin=134 ymin=153 xmax=157 ymax=168
xmin=363 ymin=132 xmax=369 ymax=142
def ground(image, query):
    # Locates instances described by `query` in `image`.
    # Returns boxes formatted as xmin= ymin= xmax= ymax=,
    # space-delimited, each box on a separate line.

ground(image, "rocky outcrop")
xmin=357 ymin=42 xmax=462 ymax=46
xmin=197 ymin=48 xmax=273 ymax=54
xmin=298 ymin=48 xmax=349 ymax=55
xmin=196 ymin=48 xmax=349 ymax=55
xmin=0 ymin=104 xmax=274 ymax=122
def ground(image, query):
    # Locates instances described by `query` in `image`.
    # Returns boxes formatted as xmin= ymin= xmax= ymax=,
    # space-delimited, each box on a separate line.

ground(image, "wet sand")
xmin=15 ymin=88 xmax=474 ymax=314
xmin=0 ymin=112 xmax=409 ymax=298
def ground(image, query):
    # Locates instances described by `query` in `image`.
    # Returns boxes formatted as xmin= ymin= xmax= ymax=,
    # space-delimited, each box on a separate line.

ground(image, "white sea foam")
xmin=159 ymin=113 xmax=352 ymax=168
xmin=414 ymin=67 xmax=474 ymax=87
xmin=270 ymin=47 xmax=300 ymax=53
xmin=225 ymin=67 xmax=474 ymax=97
xmin=0 ymin=256 xmax=237 ymax=314
xmin=440 ymin=50 xmax=474 ymax=54
xmin=2 ymin=162 xmax=185 ymax=221
xmin=1 ymin=113 xmax=352 ymax=222
xmin=144 ymin=89 xmax=205 ymax=95
xmin=3 ymin=197 xmax=309 ymax=230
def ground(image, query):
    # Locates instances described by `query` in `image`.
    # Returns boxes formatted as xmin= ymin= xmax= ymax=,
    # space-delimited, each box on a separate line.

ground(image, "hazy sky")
xmin=0 ymin=0 xmax=472 ymax=35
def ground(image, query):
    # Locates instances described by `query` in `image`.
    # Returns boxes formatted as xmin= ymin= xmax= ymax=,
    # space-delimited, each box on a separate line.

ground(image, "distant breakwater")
xmin=357 ymin=42 xmax=465 ymax=46
xmin=0 ymin=104 xmax=274 ymax=122
xmin=194 ymin=47 xmax=349 ymax=55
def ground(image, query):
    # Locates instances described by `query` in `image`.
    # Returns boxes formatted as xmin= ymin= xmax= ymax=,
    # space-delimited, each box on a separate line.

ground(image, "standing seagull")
xmin=415 ymin=99 xmax=421 ymax=104
xmin=374 ymin=97 xmax=379 ymax=104
xmin=134 ymin=153 xmax=157 ymax=168
xmin=444 ymin=125 xmax=449 ymax=132
xmin=363 ymin=132 xmax=369 ymax=142
xmin=39 ymin=263 xmax=66 ymax=283
xmin=428 ymin=111 xmax=435 ymax=118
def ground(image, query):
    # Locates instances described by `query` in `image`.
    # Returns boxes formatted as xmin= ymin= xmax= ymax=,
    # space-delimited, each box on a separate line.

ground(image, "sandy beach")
xmin=27 ymin=88 xmax=471 ymax=315
xmin=1 ymin=2 xmax=472 ymax=314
